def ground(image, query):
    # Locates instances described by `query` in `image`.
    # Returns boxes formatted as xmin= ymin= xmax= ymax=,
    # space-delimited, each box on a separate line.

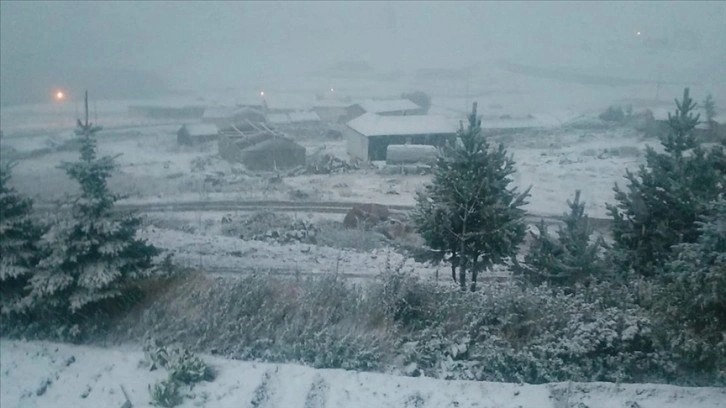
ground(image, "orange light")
xmin=55 ymin=91 xmax=65 ymax=100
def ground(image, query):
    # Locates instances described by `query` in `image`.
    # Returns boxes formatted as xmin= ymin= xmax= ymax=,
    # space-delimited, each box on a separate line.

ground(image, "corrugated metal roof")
xmin=347 ymin=113 xmax=459 ymax=137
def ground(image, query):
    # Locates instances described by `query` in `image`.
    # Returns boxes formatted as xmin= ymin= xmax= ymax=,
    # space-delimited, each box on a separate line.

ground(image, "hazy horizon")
xmin=2 ymin=1 xmax=725 ymax=106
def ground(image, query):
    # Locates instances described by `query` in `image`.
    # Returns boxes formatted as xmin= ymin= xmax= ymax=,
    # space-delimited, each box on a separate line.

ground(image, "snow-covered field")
xmin=2 ymin=340 xmax=724 ymax=408
xmin=2 ymin=114 xmax=651 ymax=219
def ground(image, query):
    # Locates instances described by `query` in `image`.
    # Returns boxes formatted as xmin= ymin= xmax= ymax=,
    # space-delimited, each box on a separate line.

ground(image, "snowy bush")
xmin=107 ymin=270 xmax=722 ymax=385
xmin=599 ymin=105 xmax=626 ymax=122
xmin=394 ymin=280 xmax=670 ymax=384
xmin=144 ymin=340 xmax=214 ymax=407
xmin=149 ymin=378 xmax=183 ymax=408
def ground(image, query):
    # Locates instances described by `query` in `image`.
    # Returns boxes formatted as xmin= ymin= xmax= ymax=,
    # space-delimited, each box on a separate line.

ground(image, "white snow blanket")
xmin=2 ymin=340 xmax=724 ymax=408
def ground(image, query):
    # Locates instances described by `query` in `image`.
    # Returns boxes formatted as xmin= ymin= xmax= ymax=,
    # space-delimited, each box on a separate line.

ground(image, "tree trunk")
xmin=459 ymin=220 xmax=467 ymax=291
xmin=451 ymin=251 xmax=457 ymax=283
xmin=470 ymin=260 xmax=478 ymax=292
xmin=459 ymin=258 xmax=467 ymax=291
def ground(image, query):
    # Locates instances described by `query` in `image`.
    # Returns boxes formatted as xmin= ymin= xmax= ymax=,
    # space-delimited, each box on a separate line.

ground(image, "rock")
xmin=36 ymin=378 xmax=52 ymax=396
xmin=343 ymin=204 xmax=390 ymax=229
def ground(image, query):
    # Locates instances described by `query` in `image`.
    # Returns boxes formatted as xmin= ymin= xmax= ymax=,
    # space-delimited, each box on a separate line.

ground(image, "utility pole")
xmin=74 ymin=90 xmax=103 ymax=136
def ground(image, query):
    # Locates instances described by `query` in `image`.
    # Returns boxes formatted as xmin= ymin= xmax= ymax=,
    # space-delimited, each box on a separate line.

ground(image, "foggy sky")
xmin=2 ymin=1 xmax=724 ymax=106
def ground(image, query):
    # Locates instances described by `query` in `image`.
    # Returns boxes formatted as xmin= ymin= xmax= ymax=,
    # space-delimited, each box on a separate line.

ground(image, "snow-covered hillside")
xmin=2 ymin=340 xmax=724 ymax=408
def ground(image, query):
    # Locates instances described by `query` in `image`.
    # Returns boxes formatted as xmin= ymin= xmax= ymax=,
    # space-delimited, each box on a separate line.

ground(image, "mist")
xmin=2 ymin=1 xmax=725 ymax=106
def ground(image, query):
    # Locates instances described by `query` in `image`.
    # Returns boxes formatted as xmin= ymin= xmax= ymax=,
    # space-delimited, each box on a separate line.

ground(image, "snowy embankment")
xmin=139 ymin=226 xmax=500 ymax=282
xmin=2 ymin=340 xmax=724 ymax=408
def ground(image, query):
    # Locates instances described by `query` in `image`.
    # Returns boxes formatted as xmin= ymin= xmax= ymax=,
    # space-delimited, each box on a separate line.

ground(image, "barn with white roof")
xmin=345 ymin=113 xmax=459 ymax=161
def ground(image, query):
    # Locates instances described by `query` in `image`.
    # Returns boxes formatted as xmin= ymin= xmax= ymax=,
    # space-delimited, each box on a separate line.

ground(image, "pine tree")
xmin=412 ymin=102 xmax=530 ymax=291
xmin=658 ymin=198 xmax=726 ymax=377
xmin=0 ymin=163 xmax=46 ymax=314
xmin=607 ymin=88 xmax=725 ymax=277
xmin=26 ymin=92 xmax=164 ymax=313
xmin=520 ymin=190 xmax=606 ymax=287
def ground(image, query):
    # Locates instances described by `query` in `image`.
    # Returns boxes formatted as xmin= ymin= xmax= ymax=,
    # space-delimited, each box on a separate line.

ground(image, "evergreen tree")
xmin=413 ymin=102 xmax=530 ymax=291
xmin=520 ymin=190 xmax=606 ymax=287
xmin=702 ymin=94 xmax=717 ymax=140
xmin=0 ymin=163 xmax=46 ymax=314
xmin=658 ymin=199 xmax=726 ymax=377
xmin=607 ymin=88 xmax=725 ymax=277
xmin=26 ymin=92 xmax=164 ymax=313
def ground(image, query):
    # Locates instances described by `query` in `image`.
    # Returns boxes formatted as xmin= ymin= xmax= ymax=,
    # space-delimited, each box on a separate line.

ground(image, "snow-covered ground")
xmin=2 ymin=340 xmax=724 ymax=408
xmin=2 ymin=117 xmax=651 ymax=219
xmin=140 ymin=226 xmax=448 ymax=281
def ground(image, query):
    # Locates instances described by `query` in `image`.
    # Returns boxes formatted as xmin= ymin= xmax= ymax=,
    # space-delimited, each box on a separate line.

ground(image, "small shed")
xmin=346 ymin=113 xmax=459 ymax=161
xmin=239 ymin=137 xmax=306 ymax=171
xmin=177 ymin=124 xmax=219 ymax=145
xmin=219 ymin=133 xmax=305 ymax=171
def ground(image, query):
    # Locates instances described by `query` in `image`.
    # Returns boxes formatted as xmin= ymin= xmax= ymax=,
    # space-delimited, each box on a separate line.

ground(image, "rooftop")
xmin=354 ymin=99 xmax=421 ymax=114
xmin=347 ymin=113 xmax=460 ymax=137
xmin=267 ymin=111 xmax=321 ymax=125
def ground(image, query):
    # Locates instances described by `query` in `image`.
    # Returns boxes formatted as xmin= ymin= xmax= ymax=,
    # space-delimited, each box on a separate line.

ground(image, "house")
xmin=346 ymin=113 xmax=459 ymax=161
xmin=312 ymin=100 xmax=354 ymax=123
xmin=177 ymin=124 xmax=219 ymax=145
xmin=219 ymin=132 xmax=306 ymax=171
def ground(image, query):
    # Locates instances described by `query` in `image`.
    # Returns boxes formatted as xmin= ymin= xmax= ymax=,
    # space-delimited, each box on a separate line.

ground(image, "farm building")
xmin=352 ymin=99 xmax=424 ymax=117
xmin=312 ymin=100 xmax=353 ymax=123
xmin=219 ymin=132 xmax=306 ymax=171
xmin=346 ymin=113 xmax=459 ymax=161
xmin=177 ymin=124 xmax=219 ymax=145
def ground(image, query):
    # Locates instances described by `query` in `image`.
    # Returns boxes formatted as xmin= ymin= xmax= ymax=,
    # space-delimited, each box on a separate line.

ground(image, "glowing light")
xmin=260 ymin=91 xmax=265 ymax=97
xmin=636 ymin=31 xmax=641 ymax=36
xmin=330 ymin=88 xmax=335 ymax=92
xmin=55 ymin=91 xmax=65 ymax=100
